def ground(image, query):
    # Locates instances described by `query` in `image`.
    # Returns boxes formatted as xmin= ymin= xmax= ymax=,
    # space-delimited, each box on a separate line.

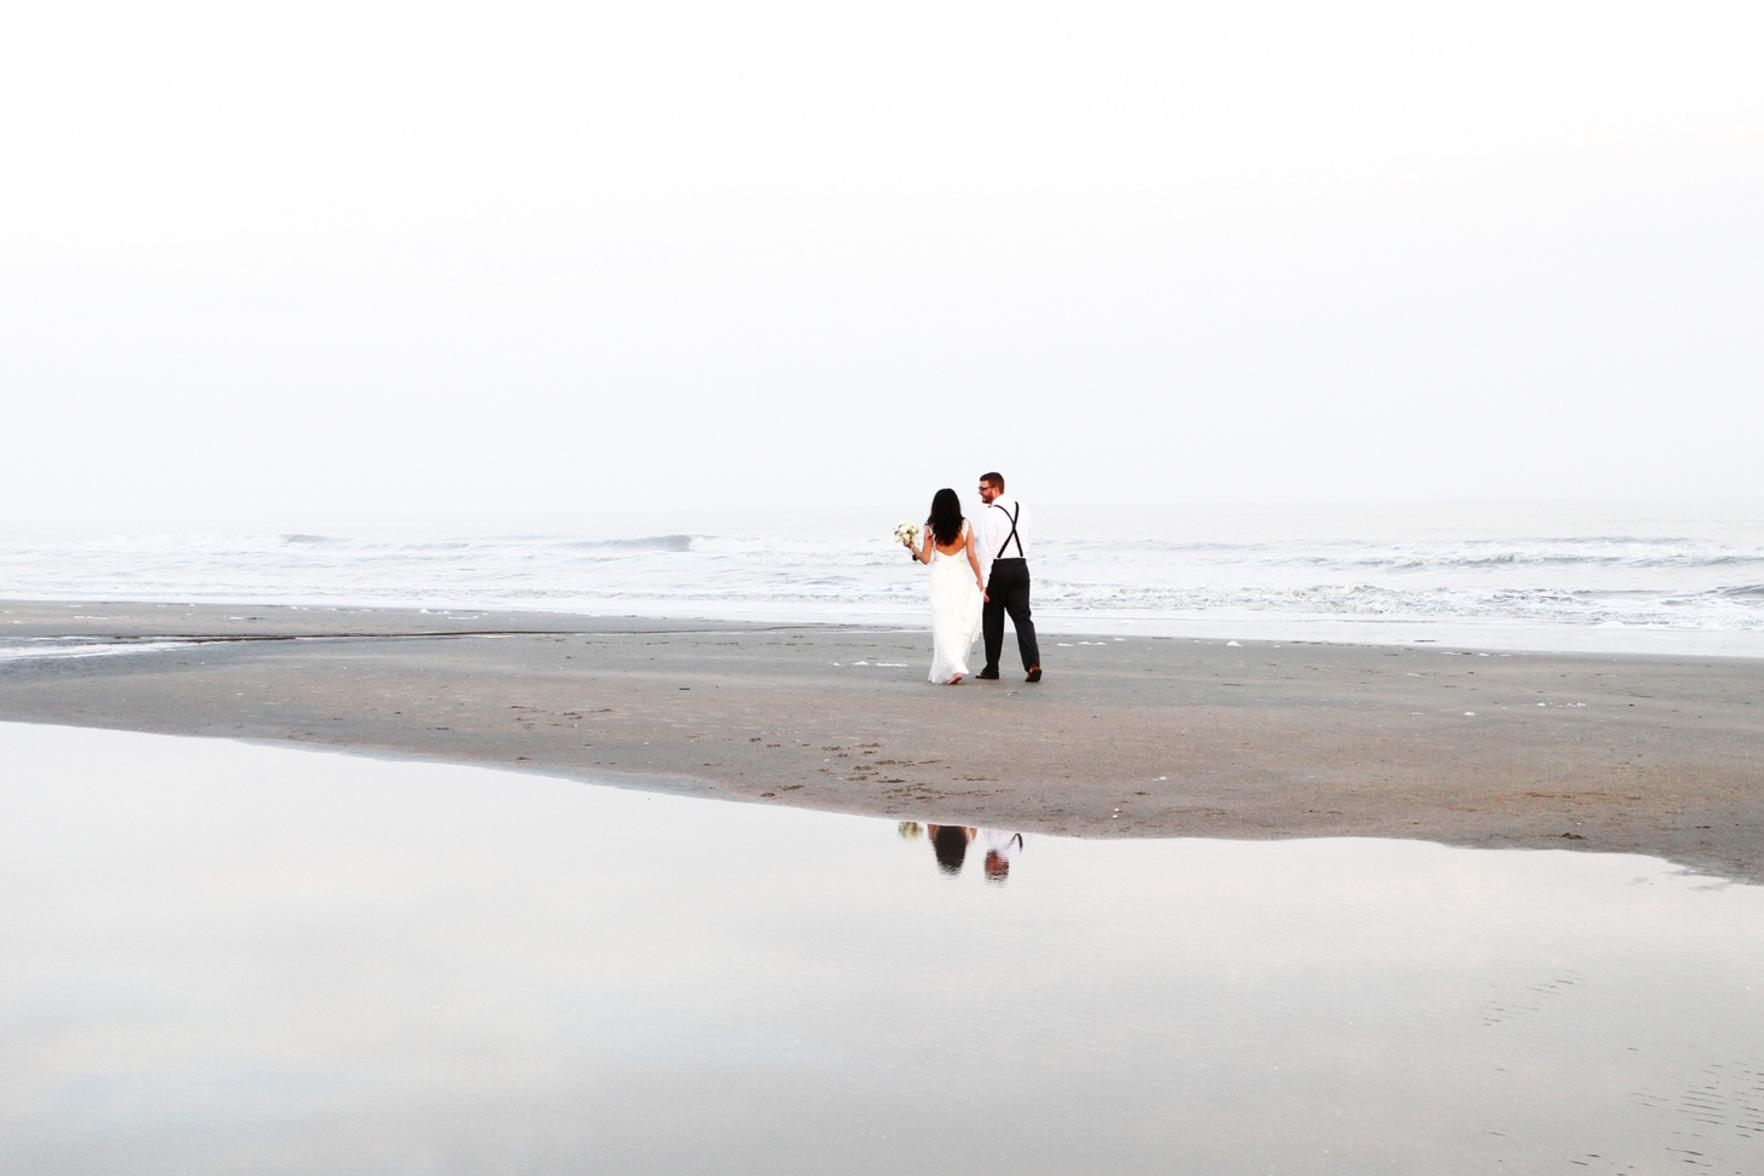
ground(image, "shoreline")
xmin=6 ymin=591 xmax=1764 ymax=660
xmin=3 ymin=598 xmax=1761 ymax=883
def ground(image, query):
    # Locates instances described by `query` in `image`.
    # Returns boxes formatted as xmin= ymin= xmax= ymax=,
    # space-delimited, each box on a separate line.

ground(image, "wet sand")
xmin=2 ymin=599 xmax=1760 ymax=881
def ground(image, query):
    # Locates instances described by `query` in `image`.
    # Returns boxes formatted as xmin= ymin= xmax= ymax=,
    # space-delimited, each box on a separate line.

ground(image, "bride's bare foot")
xmin=945 ymin=673 xmax=964 ymax=685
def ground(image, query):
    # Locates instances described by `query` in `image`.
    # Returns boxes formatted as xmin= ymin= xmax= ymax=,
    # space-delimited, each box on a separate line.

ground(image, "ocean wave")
xmin=563 ymin=534 xmax=697 ymax=553
xmin=22 ymin=531 xmax=1762 ymax=572
xmin=1277 ymin=546 xmax=1764 ymax=571
xmin=1022 ymin=580 xmax=1764 ymax=628
xmin=6 ymin=517 xmax=1763 ymax=639
xmin=1025 ymin=535 xmax=1764 ymax=573
xmin=471 ymin=579 xmax=1764 ymax=630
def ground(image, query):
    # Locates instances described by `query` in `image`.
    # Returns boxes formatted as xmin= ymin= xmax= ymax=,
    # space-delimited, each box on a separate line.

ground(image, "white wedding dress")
xmin=927 ymin=520 xmax=984 ymax=683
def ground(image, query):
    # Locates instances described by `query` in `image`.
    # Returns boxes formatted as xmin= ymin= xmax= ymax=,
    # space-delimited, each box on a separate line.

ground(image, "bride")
xmin=904 ymin=488 xmax=988 ymax=685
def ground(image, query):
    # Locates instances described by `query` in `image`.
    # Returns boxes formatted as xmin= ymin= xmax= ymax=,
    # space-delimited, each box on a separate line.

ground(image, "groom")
xmin=974 ymin=471 xmax=1042 ymax=683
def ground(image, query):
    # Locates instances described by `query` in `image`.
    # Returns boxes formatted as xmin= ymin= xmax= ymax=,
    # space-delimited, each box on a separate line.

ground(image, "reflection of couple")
xmin=904 ymin=471 xmax=1042 ymax=686
xmin=925 ymin=825 xmax=1025 ymax=882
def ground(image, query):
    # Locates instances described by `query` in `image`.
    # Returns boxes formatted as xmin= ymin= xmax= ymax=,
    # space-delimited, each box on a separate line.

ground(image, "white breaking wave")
xmin=3 ymin=502 xmax=1761 ymax=651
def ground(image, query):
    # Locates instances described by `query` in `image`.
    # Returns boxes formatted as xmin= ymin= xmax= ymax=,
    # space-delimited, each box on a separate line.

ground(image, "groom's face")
xmin=978 ymin=480 xmax=1000 ymax=504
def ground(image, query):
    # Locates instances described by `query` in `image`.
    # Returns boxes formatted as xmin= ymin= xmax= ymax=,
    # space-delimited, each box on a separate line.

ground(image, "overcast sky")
xmin=3 ymin=2 xmax=1759 ymax=532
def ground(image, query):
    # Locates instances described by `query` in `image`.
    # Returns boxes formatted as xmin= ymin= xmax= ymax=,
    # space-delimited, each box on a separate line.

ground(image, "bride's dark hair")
xmin=926 ymin=488 xmax=964 ymax=547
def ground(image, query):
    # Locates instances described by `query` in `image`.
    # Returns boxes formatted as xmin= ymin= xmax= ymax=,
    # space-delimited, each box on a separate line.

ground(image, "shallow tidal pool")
xmin=2 ymin=721 xmax=1760 ymax=1175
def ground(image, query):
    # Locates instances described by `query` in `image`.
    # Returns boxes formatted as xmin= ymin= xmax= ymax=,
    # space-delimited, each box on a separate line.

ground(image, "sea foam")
xmin=3 ymin=502 xmax=1760 ymax=654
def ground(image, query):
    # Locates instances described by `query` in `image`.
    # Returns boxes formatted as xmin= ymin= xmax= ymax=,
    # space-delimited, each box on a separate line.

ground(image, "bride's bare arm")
xmin=912 ymin=529 xmax=932 ymax=564
xmin=965 ymin=530 xmax=987 ymax=597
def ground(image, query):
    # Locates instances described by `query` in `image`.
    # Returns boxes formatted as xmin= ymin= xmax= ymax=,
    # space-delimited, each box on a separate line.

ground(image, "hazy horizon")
xmin=4 ymin=493 xmax=1758 ymax=543
xmin=5 ymin=2 xmax=1760 ymax=530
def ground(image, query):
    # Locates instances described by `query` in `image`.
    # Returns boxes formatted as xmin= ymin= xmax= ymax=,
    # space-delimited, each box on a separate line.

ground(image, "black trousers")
xmin=982 ymin=558 xmax=1040 ymax=672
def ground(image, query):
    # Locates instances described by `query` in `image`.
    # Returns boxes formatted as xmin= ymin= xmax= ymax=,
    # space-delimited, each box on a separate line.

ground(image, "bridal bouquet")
xmin=894 ymin=522 xmax=920 ymax=551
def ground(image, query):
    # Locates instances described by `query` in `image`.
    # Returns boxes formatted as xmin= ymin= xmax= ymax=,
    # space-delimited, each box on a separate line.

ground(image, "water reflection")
xmin=981 ymin=831 xmax=1024 ymax=881
xmin=901 ymin=821 xmax=1026 ymax=882
xmin=5 ymin=722 xmax=1764 ymax=1176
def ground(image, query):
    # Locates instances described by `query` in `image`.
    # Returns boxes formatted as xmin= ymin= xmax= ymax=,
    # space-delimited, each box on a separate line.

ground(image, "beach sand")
xmin=2 ymin=600 xmax=1759 ymax=882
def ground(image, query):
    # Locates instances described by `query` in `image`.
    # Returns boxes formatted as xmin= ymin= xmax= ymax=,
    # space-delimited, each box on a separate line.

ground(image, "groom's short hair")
xmin=980 ymin=471 xmax=1004 ymax=491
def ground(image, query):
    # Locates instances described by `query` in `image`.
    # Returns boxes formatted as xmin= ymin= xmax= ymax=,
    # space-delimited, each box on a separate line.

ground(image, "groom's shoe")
xmin=977 ymin=667 xmax=1000 ymax=680
xmin=1025 ymin=665 xmax=1042 ymax=683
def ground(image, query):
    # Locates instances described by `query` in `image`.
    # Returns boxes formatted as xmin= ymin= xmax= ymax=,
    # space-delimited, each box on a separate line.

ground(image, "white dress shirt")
xmin=973 ymin=498 xmax=1030 ymax=576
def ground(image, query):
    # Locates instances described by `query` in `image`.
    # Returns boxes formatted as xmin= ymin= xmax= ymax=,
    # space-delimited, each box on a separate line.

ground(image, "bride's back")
xmin=931 ymin=518 xmax=969 ymax=556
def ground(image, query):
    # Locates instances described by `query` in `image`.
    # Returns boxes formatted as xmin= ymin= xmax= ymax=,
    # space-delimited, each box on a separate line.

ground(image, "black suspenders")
xmin=994 ymin=501 xmax=1024 ymax=558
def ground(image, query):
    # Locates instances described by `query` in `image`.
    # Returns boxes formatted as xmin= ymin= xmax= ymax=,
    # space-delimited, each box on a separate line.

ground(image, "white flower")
xmin=894 ymin=522 xmax=920 ymax=545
